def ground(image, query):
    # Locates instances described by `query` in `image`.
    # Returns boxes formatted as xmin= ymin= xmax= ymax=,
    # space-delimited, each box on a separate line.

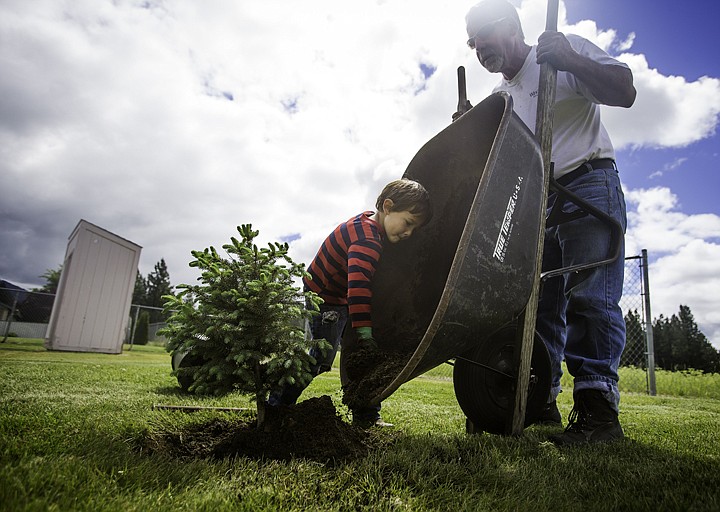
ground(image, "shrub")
xmin=134 ymin=311 xmax=150 ymax=345
xmin=161 ymin=224 xmax=330 ymax=428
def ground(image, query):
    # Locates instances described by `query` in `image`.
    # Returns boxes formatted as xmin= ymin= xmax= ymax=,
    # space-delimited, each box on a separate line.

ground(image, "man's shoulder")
xmin=566 ymin=33 xmax=628 ymax=69
xmin=565 ymin=33 xmax=589 ymax=44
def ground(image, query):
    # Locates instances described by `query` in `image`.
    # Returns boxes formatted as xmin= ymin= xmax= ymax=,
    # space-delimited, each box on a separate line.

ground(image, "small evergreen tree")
xmin=676 ymin=305 xmax=720 ymax=373
xmin=621 ymin=309 xmax=646 ymax=368
xmin=147 ymin=259 xmax=173 ymax=322
xmin=134 ymin=310 xmax=150 ymax=345
xmin=652 ymin=314 xmax=673 ymax=370
xmin=653 ymin=305 xmax=720 ymax=373
xmin=161 ymin=225 xmax=330 ymax=429
xmin=132 ymin=271 xmax=148 ymax=306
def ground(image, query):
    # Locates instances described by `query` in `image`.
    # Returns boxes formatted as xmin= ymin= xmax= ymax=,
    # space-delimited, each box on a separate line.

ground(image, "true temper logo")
xmin=493 ymin=176 xmax=524 ymax=262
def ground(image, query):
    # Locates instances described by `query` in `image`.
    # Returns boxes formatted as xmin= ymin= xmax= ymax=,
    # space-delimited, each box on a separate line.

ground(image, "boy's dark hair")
xmin=375 ymin=178 xmax=432 ymax=225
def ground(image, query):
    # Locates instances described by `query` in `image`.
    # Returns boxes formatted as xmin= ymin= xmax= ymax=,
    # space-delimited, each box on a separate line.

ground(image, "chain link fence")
xmin=1 ymin=286 xmax=55 ymax=340
xmin=618 ymin=250 xmax=656 ymax=395
xmin=4 ymin=251 xmax=658 ymax=395
xmin=127 ymin=304 xmax=169 ymax=347
xmin=0 ymin=287 xmax=169 ymax=346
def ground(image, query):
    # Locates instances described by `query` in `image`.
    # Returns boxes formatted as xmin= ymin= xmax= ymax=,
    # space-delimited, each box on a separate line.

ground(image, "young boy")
xmin=268 ymin=178 xmax=432 ymax=427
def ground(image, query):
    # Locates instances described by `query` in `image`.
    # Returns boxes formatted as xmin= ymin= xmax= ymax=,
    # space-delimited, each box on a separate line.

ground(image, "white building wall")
xmin=45 ymin=220 xmax=142 ymax=354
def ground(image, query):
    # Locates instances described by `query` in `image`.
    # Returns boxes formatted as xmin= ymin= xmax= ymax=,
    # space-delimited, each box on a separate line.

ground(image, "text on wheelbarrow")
xmin=493 ymin=176 xmax=524 ymax=263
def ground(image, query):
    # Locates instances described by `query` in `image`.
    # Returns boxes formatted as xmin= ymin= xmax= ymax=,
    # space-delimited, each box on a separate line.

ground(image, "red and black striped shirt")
xmin=303 ymin=212 xmax=384 ymax=329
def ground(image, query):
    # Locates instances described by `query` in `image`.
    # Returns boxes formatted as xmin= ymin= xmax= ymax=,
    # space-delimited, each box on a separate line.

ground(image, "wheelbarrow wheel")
xmin=171 ymin=349 xmax=205 ymax=393
xmin=453 ymin=322 xmax=551 ymax=435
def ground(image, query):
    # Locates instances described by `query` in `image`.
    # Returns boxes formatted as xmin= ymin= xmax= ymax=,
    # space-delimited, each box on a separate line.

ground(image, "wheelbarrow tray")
xmin=367 ymin=91 xmax=544 ymax=404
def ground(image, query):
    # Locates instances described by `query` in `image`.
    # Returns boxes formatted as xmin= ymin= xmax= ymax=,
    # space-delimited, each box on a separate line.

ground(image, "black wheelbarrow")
xmin=346 ymin=90 xmax=621 ymax=435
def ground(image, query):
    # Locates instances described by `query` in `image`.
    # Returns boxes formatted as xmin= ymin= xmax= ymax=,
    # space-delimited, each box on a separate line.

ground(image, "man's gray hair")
xmin=465 ymin=0 xmax=524 ymax=40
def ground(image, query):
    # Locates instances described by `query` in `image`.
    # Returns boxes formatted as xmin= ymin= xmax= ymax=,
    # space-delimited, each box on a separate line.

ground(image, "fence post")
xmin=2 ymin=291 xmax=19 ymax=343
xmin=641 ymin=249 xmax=657 ymax=396
xmin=128 ymin=305 xmax=140 ymax=351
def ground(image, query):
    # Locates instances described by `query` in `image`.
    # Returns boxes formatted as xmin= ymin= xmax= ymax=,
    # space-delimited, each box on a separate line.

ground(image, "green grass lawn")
xmin=1 ymin=338 xmax=719 ymax=511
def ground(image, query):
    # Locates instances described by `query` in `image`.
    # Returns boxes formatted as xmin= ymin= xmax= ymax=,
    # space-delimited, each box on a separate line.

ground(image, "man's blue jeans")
xmin=536 ymin=167 xmax=627 ymax=411
xmin=268 ymin=304 xmax=381 ymax=422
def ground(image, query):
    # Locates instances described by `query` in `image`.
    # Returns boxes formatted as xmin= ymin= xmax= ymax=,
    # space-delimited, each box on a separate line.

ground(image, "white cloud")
xmin=604 ymin=55 xmax=720 ymax=149
xmin=648 ymin=157 xmax=687 ymax=179
xmin=1 ymin=0 xmax=719 ymax=350
xmin=626 ymin=187 xmax=720 ymax=253
xmin=626 ymin=186 xmax=720 ymax=348
xmin=615 ymin=32 xmax=636 ymax=53
xmin=648 ymin=241 xmax=720 ymax=350
xmin=552 ymin=8 xmax=720 ymax=151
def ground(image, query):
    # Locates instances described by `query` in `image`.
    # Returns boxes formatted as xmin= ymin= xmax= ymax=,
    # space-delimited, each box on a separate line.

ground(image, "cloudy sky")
xmin=2 ymin=0 xmax=719 ymax=348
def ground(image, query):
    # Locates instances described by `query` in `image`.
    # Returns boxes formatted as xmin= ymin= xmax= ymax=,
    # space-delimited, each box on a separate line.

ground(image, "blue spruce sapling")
xmin=162 ymin=224 xmax=330 ymax=429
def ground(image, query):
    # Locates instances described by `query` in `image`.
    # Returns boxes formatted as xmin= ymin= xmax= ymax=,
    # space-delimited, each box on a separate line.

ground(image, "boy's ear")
xmin=382 ymin=198 xmax=395 ymax=214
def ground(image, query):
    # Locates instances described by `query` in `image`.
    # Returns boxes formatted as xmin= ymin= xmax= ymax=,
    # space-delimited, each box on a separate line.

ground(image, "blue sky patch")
xmin=280 ymin=233 xmax=301 ymax=243
xmin=282 ymin=97 xmax=299 ymax=114
xmin=419 ymin=63 xmax=436 ymax=80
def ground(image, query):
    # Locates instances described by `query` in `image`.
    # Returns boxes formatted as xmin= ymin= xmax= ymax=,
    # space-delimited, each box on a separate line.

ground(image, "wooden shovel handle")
xmin=510 ymin=0 xmax=559 ymax=436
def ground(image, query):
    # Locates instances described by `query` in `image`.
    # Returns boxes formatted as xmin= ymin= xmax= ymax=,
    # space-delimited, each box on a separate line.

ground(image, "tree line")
xmin=132 ymin=258 xmax=173 ymax=322
xmin=624 ymin=305 xmax=720 ymax=373
xmin=129 ymin=259 xmax=173 ymax=344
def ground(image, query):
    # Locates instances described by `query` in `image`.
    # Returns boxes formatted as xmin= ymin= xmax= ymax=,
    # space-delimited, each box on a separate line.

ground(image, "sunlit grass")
xmin=1 ymin=337 xmax=719 ymax=511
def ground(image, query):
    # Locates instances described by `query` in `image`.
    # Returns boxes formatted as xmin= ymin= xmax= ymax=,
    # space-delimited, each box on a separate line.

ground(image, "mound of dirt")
xmin=144 ymin=395 xmax=392 ymax=463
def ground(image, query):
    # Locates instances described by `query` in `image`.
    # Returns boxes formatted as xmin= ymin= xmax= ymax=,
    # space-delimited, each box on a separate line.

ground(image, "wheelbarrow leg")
xmin=466 ymin=418 xmax=480 ymax=434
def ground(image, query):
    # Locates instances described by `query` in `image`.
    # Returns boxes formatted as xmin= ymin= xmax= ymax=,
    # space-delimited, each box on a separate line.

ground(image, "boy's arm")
xmin=346 ymin=239 xmax=382 ymax=346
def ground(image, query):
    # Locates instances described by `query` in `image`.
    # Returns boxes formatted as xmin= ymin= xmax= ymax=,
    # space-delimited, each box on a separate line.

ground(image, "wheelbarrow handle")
xmin=453 ymin=66 xmax=473 ymax=120
xmin=541 ymin=177 xmax=624 ymax=281
xmin=457 ymin=66 xmax=468 ymax=109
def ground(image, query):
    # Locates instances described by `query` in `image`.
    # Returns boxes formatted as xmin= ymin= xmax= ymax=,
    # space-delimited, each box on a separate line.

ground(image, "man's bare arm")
xmin=536 ymin=31 xmax=636 ymax=108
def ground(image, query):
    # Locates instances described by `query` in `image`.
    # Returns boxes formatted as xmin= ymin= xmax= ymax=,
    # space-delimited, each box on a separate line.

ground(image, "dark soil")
xmin=143 ymin=395 xmax=394 ymax=463
xmin=342 ymin=347 xmax=410 ymax=409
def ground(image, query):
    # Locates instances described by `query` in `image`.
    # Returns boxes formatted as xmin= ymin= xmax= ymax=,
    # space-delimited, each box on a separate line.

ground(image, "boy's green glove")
xmin=355 ymin=327 xmax=378 ymax=350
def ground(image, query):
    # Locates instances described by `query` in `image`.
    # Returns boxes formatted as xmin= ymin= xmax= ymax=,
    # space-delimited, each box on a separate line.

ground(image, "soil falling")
xmin=341 ymin=347 xmax=410 ymax=409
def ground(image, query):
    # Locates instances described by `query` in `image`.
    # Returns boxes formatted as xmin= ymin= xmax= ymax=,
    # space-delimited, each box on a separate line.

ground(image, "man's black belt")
xmin=555 ymin=158 xmax=616 ymax=187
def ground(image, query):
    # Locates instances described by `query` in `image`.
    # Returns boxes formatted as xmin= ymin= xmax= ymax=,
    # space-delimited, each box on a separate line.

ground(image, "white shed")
xmin=45 ymin=220 xmax=142 ymax=354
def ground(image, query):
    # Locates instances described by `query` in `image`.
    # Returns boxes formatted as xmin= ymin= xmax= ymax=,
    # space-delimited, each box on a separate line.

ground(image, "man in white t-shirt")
xmin=460 ymin=0 xmax=636 ymax=445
